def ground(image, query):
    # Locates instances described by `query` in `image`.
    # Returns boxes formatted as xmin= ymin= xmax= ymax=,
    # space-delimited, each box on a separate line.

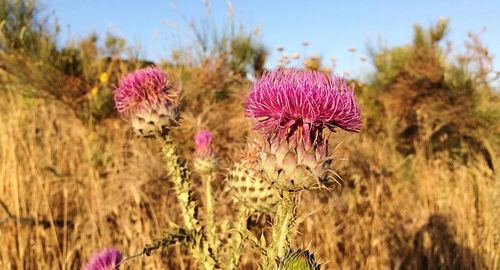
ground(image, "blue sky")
xmin=44 ymin=0 xmax=499 ymax=78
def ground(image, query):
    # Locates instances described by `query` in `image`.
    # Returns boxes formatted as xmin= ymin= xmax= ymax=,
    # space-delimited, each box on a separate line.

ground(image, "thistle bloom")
xmin=245 ymin=68 xmax=361 ymax=143
xmin=194 ymin=130 xmax=213 ymax=157
xmin=114 ymin=67 xmax=174 ymax=114
xmin=82 ymin=247 xmax=122 ymax=270
xmin=244 ymin=69 xmax=361 ymax=190
xmin=193 ymin=130 xmax=216 ymax=174
xmin=114 ymin=67 xmax=178 ymax=137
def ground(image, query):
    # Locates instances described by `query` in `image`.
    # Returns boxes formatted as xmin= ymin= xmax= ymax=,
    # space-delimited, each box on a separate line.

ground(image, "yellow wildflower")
xmin=99 ymin=72 xmax=109 ymax=84
xmin=91 ymin=87 xmax=99 ymax=97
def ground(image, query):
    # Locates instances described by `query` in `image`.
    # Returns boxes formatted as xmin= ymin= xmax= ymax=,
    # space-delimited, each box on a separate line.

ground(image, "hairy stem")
xmin=267 ymin=190 xmax=296 ymax=267
xmin=115 ymin=227 xmax=191 ymax=268
xmin=160 ymin=136 xmax=217 ymax=269
xmin=161 ymin=137 xmax=199 ymax=231
xmin=203 ymin=174 xmax=218 ymax=258
xmin=225 ymin=208 xmax=249 ymax=270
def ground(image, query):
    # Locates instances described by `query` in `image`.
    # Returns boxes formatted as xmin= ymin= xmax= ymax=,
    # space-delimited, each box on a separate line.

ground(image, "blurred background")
xmin=0 ymin=0 xmax=498 ymax=269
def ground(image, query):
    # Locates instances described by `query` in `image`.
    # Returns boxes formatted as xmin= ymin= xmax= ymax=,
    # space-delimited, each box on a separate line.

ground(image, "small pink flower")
xmin=82 ymin=247 xmax=122 ymax=270
xmin=244 ymin=68 xmax=361 ymax=147
xmin=194 ymin=130 xmax=213 ymax=157
xmin=114 ymin=67 xmax=176 ymax=115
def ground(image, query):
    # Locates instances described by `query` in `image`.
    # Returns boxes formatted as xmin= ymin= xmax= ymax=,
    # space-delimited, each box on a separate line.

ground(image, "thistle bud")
xmin=227 ymin=145 xmax=280 ymax=215
xmin=193 ymin=130 xmax=217 ymax=174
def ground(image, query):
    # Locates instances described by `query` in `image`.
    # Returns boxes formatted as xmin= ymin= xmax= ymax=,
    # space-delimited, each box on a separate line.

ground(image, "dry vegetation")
xmin=0 ymin=1 xmax=499 ymax=269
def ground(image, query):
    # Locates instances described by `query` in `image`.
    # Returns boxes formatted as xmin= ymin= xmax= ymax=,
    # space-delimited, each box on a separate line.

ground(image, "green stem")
xmin=267 ymin=190 xmax=296 ymax=267
xmin=115 ymin=227 xmax=191 ymax=268
xmin=225 ymin=208 xmax=249 ymax=270
xmin=161 ymin=137 xmax=217 ymax=269
xmin=161 ymin=137 xmax=199 ymax=231
xmin=203 ymin=173 xmax=218 ymax=258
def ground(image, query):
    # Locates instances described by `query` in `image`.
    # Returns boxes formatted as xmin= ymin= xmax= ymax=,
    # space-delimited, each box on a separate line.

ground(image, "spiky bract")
xmin=82 ymin=247 xmax=122 ymax=270
xmin=256 ymin=137 xmax=333 ymax=191
xmin=227 ymin=146 xmax=279 ymax=215
xmin=278 ymin=249 xmax=321 ymax=270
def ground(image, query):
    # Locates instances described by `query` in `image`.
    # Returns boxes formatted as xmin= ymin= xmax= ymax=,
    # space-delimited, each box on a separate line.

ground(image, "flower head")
xmin=114 ymin=67 xmax=178 ymax=137
xmin=99 ymin=72 xmax=109 ymax=84
xmin=114 ymin=67 xmax=176 ymax=115
xmin=244 ymin=68 xmax=361 ymax=190
xmin=83 ymin=247 xmax=122 ymax=270
xmin=244 ymin=68 xmax=361 ymax=147
xmin=194 ymin=130 xmax=213 ymax=157
xmin=193 ymin=130 xmax=217 ymax=173
xmin=91 ymin=87 xmax=99 ymax=97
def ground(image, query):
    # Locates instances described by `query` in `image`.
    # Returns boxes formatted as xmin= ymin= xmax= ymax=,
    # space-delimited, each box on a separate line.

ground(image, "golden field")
xmin=0 ymin=1 xmax=499 ymax=269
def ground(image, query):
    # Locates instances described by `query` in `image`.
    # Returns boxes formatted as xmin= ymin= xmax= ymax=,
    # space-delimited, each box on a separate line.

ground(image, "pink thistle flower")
xmin=194 ymin=130 xmax=213 ymax=157
xmin=114 ymin=67 xmax=176 ymax=115
xmin=82 ymin=247 xmax=122 ymax=270
xmin=193 ymin=130 xmax=217 ymax=174
xmin=114 ymin=67 xmax=179 ymax=137
xmin=244 ymin=68 xmax=361 ymax=147
xmin=244 ymin=68 xmax=361 ymax=190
